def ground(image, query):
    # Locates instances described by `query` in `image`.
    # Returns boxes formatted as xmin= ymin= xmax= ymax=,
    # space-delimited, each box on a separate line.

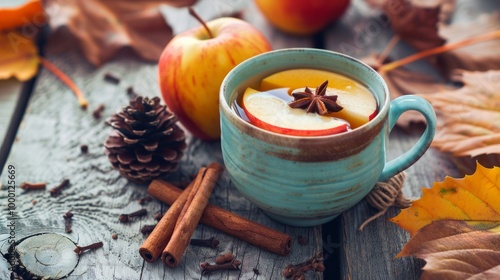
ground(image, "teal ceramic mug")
xmin=219 ymin=48 xmax=436 ymax=227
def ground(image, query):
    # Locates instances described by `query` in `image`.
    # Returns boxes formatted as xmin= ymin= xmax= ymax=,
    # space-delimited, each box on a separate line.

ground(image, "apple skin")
xmin=255 ymin=0 xmax=350 ymax=35
xmin=242 ymin=88 xmax=349 ymax=136
xmin=158 ymin=17 xmax=272 ymax=140
xmin=245 ymin=109 xmax=348 ymax=136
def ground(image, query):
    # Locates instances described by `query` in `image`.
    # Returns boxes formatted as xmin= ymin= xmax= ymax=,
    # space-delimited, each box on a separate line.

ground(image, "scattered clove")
xmin=80 ymin=144 xmax=89 ymax=154
xmin=126 ymin=86 xmax=138 ymax=99
xmin=20 ymin=182 xmax=46 ymax=191
xmin=215 ymin=253 xmax=234 ymax=265
xmin=112 ymin=233 xmax=118 ymax=240
xmin=297 ymin=235 xmax=308 ymax=246
xmin=74 ymin=241 xmax=103 ymax=255
xmin=92 ymin=104 xmax=105 ymax=119
xmin=282 ymin=252 xmax=325 ymax=279
xmin=190 ymin=236 xmax=219 ymax=249
xmin=119 ymin=209 xmax=148 ymax=223
xmin=104 ymin=72 xmax=121 ymax=84
xmin=253 ymin=268 xmax=260 ymax=275
xmin=200 ymin=259 xmax=241 ymax=275
xmin=50 ymin=179 xmax=70 ymax=197
xmin=140 ymin=224 xmax=156 ymax=235
xmin=153 ymin=211 xmax=163 ymax=221
xmin=63 ymin=211 xmax=73 ymax=233
xmin=138 ymin=196 xmax=153 ymax=205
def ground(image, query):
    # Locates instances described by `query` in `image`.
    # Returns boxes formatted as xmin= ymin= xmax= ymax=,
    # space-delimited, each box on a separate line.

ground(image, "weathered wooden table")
xmin=0 ymin=1 xmax=497 ymax=279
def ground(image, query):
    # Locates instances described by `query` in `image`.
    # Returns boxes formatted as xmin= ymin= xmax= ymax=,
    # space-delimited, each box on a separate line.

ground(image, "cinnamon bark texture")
xmin=139 ymin=163 xmax=223 ymax=263
xmin=147 ymin=180 xmax=293 ymax=257
xmin=139 ymin=181 xmax=194 ymax=262
xmin=161 ymin=163 xmax=224 ymax=267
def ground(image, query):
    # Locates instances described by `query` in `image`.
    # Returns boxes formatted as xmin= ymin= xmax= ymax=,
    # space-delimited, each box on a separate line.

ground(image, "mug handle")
xmin=378 ymin=95 xmax=436 ymax=182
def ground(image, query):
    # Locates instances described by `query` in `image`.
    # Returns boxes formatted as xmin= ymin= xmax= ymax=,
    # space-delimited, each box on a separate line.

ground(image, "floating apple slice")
xmin=292 ymin=87 xmax=378 ymax=129
xmin=242 ymin=87 xmax=350 ymax=136
xmin=261 ymin=68 xmax=378 ymax=128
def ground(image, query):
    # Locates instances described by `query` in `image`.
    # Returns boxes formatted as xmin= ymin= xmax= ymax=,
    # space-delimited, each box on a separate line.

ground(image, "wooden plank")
xmin=0 ymin=28 xmax=322 ymax=280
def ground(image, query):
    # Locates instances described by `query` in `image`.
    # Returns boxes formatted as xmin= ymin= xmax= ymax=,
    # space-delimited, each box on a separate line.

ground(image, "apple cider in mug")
xmin=232 ymin=68 xmax=378 ymax=136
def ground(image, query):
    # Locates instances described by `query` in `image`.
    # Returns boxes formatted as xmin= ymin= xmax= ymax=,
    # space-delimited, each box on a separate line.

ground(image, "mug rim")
xmin=220 ymin=48 xmax=390 ymax=140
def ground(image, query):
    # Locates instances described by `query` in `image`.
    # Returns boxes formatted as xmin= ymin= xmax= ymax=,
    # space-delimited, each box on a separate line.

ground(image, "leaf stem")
xmin=379 ymin=30 xmax=500 ymax=73
xmin=39 ymin=57 xmax=88 ymax=109
xmin=377 ymin=35 xmax=400 ymax=66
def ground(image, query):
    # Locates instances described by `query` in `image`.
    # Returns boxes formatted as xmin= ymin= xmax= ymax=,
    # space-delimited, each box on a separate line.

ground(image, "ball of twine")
xmin=359 ymin=172 xmax=412 ymax=231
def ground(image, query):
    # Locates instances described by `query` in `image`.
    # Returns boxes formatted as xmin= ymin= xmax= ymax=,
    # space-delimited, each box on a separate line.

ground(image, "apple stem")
xmin=188 ymin=7 xmax=214 ymax=39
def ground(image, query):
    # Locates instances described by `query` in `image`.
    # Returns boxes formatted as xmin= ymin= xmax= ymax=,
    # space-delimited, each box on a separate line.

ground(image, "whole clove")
xmin=126 ymin=86 xmax=138 ymax=99
xmin=190 ymin=236 xmax=219 ymax=249
xmin=215 ymin=253 xmax=234 ymax=265
xmin=297 ymin=235 xmax=308 ymax=246
xmin=138 ymin=196 xmax=153 ymax=205
xmin=153 ymin=211 xmax=163 ymax=221
xmin=20 ymin=182 xmax=46 ymax=191
xmin=80 ymin=144 xmax=89 ymax=154
xmin=92 ymin=104 xmax=105 ymax=119
xmin=140 ymin=224 xmax=156 ymax=235
xmin=50 ymin=179 xmax=70 ymax=197
xmin=104 ymin=72 xmax=121 ymax=84
xmin=282 ymin=252 xmax=325 ymax=279
xmin=119 ymin=209 xmax=148 ymax=223
xmin=74 ymin=241 xmax=103 ymax=255
xmin=200 ymin=259 xmax=241 ymax=275
xmin=63 ymin=211 xmax=73 ymax=233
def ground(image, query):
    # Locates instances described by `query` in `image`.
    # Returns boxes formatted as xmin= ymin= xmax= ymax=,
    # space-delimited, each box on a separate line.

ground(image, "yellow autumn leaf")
xmin=390 ymin=163 xmax=500 ymax=236
xmin=0 ymin=30 xmax=39 ymax=81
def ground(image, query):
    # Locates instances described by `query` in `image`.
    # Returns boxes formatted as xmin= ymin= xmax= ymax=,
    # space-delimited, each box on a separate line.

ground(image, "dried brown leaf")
xmin=366 ymin=0 xmax=456 ymax=21
xmin=418 ymin=70 xmax=500 ymax=158
xmin=437 ymin=12 xmax=500 ymax=76
xmin=44 ymin=0 xmax=196 ymax=66
xmin=383 ymin=0 xmax=446 ymax=51
xmin=397 ymin=220 xmax=500 ymax=280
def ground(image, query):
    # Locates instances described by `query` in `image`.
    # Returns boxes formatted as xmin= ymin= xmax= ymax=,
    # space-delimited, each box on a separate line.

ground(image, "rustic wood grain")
xmin=0 ymin=20 xmax=322 ymax=280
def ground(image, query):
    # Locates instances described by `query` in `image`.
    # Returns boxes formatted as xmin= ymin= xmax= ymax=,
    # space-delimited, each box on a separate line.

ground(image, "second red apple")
xmin=255 ymin=0 xmax=350 ymax=35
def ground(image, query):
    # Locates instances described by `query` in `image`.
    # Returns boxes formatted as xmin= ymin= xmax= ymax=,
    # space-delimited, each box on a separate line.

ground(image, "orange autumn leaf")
xmin=419 ymin=70 xmax=500 ymax=158
xmin=0 ymin=0 xmax=45 ymax=30
xmin=0 ymin=30 xmax=39 ymax=81
xmin=390 ymin=163 xmax=500 ymax=236
xmin=397 ymin=220 xmax=500 ymax=279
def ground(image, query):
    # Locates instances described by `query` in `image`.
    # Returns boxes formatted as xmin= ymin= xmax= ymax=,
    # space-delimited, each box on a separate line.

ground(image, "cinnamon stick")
xmin=148 ymin=181 xmax=293 ymax=257
xmin=161 ymin=163 xmax=224 ymax=267
xmin=139 ymin=181 xmax=195 ymax=262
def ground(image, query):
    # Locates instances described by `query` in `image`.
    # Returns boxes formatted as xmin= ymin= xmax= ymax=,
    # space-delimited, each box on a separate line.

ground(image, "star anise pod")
xmin=288 ymin=80 xmax=343 ymax=115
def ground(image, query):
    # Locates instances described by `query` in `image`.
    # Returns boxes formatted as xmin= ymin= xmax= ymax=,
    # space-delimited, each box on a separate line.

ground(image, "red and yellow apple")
xmin=255 ymin=0 xmax=350 ymax=35
xmin=242 ymin=87 xmax=349 ymax=136
xmin=158 ymin=17 xmax=272 ymax=140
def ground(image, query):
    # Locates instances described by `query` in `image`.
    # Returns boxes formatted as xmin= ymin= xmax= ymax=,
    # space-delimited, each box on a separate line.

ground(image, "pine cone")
xmin=104 ymin=96 xmax=187 ymax=183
